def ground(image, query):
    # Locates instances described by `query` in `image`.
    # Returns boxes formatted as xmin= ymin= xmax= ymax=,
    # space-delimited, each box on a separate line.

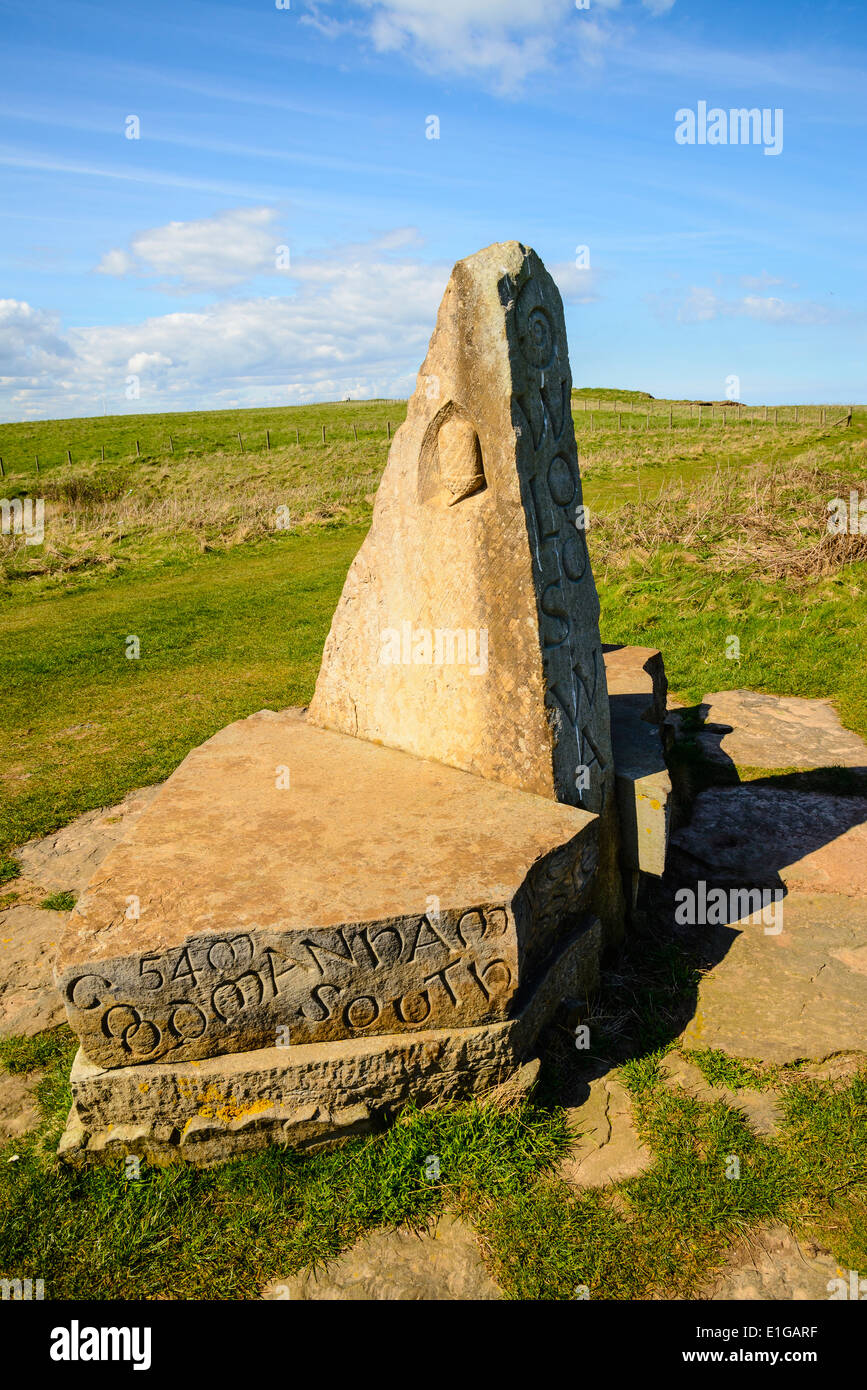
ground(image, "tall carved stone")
xmin=310 ymin=241 xmax=615 ymax=823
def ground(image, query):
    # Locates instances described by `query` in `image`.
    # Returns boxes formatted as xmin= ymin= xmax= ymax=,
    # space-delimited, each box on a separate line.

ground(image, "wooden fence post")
xmin=238 ymin=432 xmax=245 ymax=452
xmin=136 ymin=440 xmax=141 ymax=456
xmin=169 ymin=436 xmax=174 ymax=454
xmin=295 ymin=427 xmax=300 ymax=445
xmin=321 ymin=425 xmax=326 ymax=444
xmin=67 ymin=448 xmax=72 ymax=464
xmin=0 ymin=457 xmax=4 ymax=478
xmin=353 ymin=423 xmax=358 ymax=442
xmin=387 ymin=420 xmax=391 ymax=439
xmin=698 ymin=405 xmax=702 ymax=428
xmin=35 ymin=455 xmax=39 ymax=474
xmin=821 ymin=407 xmax=826 ymax=425
xmin=265 ymin=429 xmax=271 ymax=451
xmin=101 ymin=444 xmax=105 ymax=461
xmin=617 ymin=412 xmax=622 ymax=431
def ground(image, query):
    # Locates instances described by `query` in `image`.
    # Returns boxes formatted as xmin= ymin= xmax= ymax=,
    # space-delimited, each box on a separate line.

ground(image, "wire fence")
xmin=0 ymin=402 xmax=856 ymax=478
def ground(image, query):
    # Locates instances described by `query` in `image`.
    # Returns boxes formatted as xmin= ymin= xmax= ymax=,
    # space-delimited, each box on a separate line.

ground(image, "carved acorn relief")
xmin=437 ymin=413 xmax=485 ymax=505
xmin=418 ymin=400 xmax=486 ymax=506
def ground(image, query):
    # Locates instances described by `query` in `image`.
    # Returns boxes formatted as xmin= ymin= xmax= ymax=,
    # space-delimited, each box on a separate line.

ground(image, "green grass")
xmin=0 ymin=856 xmax=21 ymax=885
xmin=39 ymin=891 xmax=76 ymax=912
xmin=0 ymin=527 xmax=363 ymax=853
xmin=2 ymin=400 xmax=865 ymax=853
xmin=0 ymin=399 xmax=405 ymax=478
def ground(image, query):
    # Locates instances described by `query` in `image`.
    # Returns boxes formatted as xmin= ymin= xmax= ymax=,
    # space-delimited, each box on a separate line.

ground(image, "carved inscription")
xmin=508 ymin=270 xmax=608 ymax=813
xmin=61 ymin=906 xmax=519 ymax=1070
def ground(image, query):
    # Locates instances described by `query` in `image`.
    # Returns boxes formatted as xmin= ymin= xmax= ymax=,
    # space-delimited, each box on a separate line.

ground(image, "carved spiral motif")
xmin=516 ymin=279 xmax=556 ymax=369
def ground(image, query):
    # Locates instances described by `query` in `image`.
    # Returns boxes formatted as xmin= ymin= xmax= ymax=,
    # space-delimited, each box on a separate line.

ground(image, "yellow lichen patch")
xmin=138 ymin=1082 xmax=150 ymax=1093
xmin=194 ymin=1084 xmax=274 ymax=1124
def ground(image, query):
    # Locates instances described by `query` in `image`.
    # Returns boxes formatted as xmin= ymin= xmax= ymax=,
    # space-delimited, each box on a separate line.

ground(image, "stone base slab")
xmin=59 ymin=919 xmax=601 ymax=1166
xmin=56 ymin=707 xmax=598 ymax=1070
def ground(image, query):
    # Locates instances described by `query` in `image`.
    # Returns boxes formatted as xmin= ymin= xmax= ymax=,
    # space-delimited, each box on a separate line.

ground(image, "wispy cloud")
xmin=304 ymin=0 xmax=641 ymax=91
xmin=1 ymin=231 xmax=451 ymax=419
xmin=650 ymin=283 xmax=837 ymax=326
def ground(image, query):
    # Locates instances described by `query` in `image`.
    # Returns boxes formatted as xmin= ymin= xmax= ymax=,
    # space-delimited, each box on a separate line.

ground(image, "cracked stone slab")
xmin=261 ymin=1216 xmax=502 ymax=1301
xmin=672 ymin=787 xmax=867 ymax=896
xmin=660 ymin=1053 xmax=782 ymax=1137
xmin=0 ymin=1069 xmax=42 ymax=1140
xmin=699 ymin=1225 xmax=846 ymax=1301
xmin=667 ymin=689 xmax=867 ymax=772
xmin=560 ymin=1067 xmax=654 ymax=1187
xmin=0 ymin=906 xmax=67 ymax=1037
xmin=683 ymin=894 xmax=867 ymax=1064
xmin=15 ymin=787 xmax=161 ymax=896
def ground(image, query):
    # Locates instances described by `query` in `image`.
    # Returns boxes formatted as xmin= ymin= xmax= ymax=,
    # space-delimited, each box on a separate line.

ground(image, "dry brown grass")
xmin=591 ymin=453 xmax=867 ymax=584
xmin=0 ymin=447 xmax=383 ymax=580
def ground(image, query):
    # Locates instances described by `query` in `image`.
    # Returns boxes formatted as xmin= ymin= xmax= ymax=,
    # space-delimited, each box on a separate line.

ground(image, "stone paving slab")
xmin=15 ymin=787 xmax=161 ymax=896
xmin=683 ymin=895 xmax=867 ymax=1064
xmin=0 ymin=905 xmax=67 ymax=1038
xmin=560 ymin=1066 xmax=654 ymax=1187
xmin=673 ymin=787 xmax=867 ymax=896
xmin=0 ymin=1070 xmax=42 ymax=1141
xmin=261 ymin=1216 xmax=502 ymax=1301
xmin=699 ymin=1225 xmax=846 ymax=1301
xmin=660 ymin=1052 xmax=783 ymax=1137
xmin=666 ymin=689 xmax=867 ymax=772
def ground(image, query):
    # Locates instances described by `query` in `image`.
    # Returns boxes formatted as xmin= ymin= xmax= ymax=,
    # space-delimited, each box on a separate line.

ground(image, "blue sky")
xmin=1 ymin=0 xmax=865 ymax=419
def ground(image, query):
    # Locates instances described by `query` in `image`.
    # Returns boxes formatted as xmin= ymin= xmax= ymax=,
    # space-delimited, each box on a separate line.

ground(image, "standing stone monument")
xmin=54 ymin=242 xmax=625 ymax=1165
xmin=310 ymin=241 xmax=611 ymax=818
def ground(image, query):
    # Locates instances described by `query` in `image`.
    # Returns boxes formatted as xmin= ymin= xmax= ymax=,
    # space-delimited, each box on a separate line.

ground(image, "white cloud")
xmin=306 ymin=0 xmax=631 ymax=90
xmin=664 ymin=285 xmax=834 ymax=326
xmin=0 ymin=300 xmax=73 ymax=376
xmin=1 ymin=234 xmax=454 ymax=419
xmin=96 ymin=248 xmax=137 ymax=278
xmin=95 ymin=207 xmax=289 ymax=293
xmin=738 ymin=271 xmax=786 ymax=292
xmin=550 ymin=261 xmax=603 ymax=304
xmin=127 ymin=351 xmax=174 ymax=374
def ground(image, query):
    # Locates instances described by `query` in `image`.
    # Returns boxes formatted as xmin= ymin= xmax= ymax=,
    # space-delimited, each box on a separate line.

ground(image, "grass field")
xmin=1 ymin=390 xmax=866 ymax=1299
